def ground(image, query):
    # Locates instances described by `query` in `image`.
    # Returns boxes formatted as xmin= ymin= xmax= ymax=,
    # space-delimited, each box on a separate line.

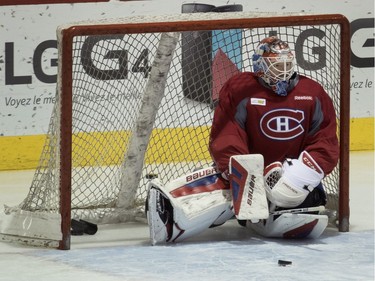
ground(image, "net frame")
xmin=1 ymin=12 xmax=350 ymax=250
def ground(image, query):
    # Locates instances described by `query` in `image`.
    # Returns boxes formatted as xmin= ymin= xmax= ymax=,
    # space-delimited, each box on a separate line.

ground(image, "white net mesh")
xmin=1 ymin=13 xmax=348 ymax=247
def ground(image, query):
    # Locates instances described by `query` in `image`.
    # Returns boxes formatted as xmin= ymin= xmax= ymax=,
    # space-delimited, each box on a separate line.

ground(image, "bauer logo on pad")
xmin=229 ymin=154 xmax=269 ymax=220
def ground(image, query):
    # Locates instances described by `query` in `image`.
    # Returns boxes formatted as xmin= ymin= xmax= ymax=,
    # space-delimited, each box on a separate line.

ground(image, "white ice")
xmin=0 ymin=151 xmax=374 ymax=281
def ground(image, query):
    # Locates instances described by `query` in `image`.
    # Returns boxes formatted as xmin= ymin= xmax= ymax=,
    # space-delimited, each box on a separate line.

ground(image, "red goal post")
xmin=0 ymin=12 xmax=350 ymax=250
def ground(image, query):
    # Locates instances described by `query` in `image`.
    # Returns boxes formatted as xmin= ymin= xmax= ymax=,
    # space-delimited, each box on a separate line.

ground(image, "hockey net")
xmin=0 ymin=12 xmax=350 ymax=249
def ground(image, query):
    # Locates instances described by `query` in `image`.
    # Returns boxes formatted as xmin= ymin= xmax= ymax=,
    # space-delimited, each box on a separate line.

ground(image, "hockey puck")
xmin=278 ymin=260 xmax=292 ymax=266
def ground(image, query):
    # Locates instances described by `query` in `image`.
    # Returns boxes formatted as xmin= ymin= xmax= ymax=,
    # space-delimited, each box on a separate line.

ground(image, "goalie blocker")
xmin=146 ymin=154 xmax=328 ymax=245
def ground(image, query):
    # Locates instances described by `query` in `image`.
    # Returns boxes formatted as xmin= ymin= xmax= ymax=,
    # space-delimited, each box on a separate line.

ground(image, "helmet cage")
xmin=259 ymin=53 xmax=294 ymax=85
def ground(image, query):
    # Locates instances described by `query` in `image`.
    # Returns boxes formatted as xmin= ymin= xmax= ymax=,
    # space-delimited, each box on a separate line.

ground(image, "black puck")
xmin=278 ymin=260 xmax=292 ymax=266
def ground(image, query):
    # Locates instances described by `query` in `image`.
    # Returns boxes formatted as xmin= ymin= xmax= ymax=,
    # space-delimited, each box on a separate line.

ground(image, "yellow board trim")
xmin=0 ymin=118 xmax=373 ymax=171
xmin=0 ymin=135 xmax=46 ymax=171
xmin=350 ymin=117 xmax=374 ymax=151
xmin=70 ymin=127 xmax=211 ymax=168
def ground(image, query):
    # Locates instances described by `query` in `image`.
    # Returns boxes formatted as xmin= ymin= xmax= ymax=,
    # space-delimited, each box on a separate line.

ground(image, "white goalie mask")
xmin=252 ymin=36 xmax=295 ymax=96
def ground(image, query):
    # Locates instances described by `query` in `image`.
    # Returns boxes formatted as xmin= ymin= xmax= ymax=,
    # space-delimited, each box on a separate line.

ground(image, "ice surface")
xmin=0 ymin=151 xmax=374 ymax=281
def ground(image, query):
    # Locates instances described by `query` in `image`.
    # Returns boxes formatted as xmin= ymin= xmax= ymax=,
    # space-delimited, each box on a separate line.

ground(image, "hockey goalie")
xmin=146 ymin=36 xmax=339 ymax=245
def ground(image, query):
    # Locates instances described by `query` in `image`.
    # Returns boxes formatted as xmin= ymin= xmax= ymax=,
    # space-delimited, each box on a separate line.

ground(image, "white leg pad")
xmin=147 ymin=168 xmax=234 ymax=245
xmin=147 ymin=186 xmax=172 ymax=245
xmin=248 ymin=213 xmax=328 ymax=239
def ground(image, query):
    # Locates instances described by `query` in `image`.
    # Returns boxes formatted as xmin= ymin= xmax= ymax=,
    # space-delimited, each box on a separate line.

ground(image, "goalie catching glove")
xmin=246 ymin=151 xmax=328 ymax=239
xmin=265 ymin=151 xmax=324 ymax=208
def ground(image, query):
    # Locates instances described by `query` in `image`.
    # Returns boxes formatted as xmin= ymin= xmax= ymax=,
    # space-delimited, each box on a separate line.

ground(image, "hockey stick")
xmin=270 ymin=205 xmax=325 ymax=216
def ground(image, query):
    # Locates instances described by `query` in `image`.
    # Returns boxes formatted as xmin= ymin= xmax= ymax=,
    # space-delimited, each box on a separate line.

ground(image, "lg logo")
xmin=351 ymin=18 xmax=374 ymax=68
xmin=5 ymin=40 xmax=57 ymax=85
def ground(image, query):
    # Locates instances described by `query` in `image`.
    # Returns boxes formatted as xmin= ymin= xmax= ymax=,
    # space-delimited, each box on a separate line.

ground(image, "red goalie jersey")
xmin=209 ymin=72 xmax=339 ymax=176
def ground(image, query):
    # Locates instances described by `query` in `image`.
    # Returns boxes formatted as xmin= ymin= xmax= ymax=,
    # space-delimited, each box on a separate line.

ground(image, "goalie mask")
xmin=252 ymin=36 xmax=295 ymax=96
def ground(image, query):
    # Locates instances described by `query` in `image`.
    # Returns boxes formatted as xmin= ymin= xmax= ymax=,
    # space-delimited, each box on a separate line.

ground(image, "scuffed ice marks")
xmin=29 ymin=229 xmax=374 ymax=281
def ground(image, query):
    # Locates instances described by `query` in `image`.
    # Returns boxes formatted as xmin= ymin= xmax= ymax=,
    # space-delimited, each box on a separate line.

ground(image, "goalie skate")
xmin=248 ymin=209 xmax=328 ymax=239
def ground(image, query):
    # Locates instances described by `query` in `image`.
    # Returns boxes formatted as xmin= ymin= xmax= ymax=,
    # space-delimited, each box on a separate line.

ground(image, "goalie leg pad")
xmin=147 ymin=186 xmax=175 ymax=245
xmin=248 ymin=212 xmax=328 ymax=239
xmin=146 ymin=169 xmax=234 ymax=245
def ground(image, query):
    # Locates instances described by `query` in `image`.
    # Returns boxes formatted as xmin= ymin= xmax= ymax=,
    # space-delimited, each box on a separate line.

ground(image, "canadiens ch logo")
xmin=260 ymin=109 xmax=305 ymax=140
